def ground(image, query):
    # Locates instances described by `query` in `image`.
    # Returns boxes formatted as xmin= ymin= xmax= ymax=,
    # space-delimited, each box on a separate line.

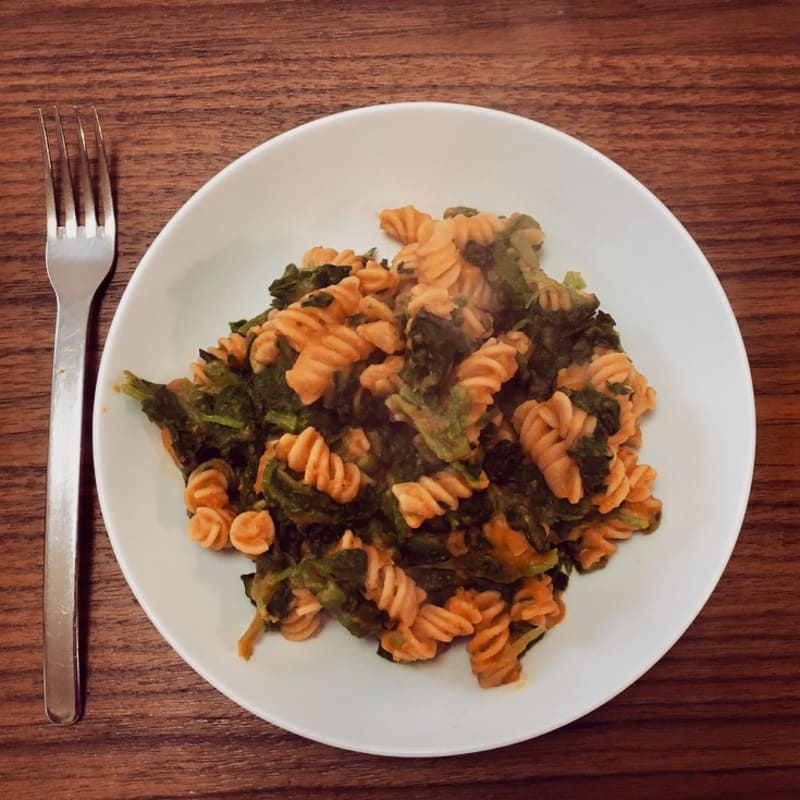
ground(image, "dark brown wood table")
xmin=2 ymin=1 xmax=798 ymax=797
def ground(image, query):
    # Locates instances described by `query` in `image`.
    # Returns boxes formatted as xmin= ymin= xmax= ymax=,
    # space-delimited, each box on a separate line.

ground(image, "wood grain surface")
xmin=1 ymin=1 xmax=799 ymax=797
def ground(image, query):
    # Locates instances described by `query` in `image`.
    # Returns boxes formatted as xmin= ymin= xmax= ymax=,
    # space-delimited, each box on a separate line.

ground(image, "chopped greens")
xmin=268 ymin=263 xmax=351 ymax=310
xmin=399 ymin=309 xmax=473 ymax=392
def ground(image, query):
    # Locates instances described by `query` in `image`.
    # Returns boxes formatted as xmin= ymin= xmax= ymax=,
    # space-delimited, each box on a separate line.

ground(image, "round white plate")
xmin=93 ymin=102 xmax=755 ymax=757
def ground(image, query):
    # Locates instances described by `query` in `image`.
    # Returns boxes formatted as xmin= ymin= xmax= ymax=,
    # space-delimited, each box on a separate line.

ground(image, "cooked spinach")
xmin=399 ymin=308 xmax=473 ymax=392
xmin=268 ymin=263 xmax=352 ymax=310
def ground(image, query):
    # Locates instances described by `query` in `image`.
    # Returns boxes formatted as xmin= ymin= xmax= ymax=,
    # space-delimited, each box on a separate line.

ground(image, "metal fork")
xmin=38 ymin=107 xmax=115 ymax=725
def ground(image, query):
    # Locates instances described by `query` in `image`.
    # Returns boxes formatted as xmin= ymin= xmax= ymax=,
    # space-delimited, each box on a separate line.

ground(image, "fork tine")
xmin=91 ymin=107 xmax=115 ymax=241
xmin=37 ymin=108 xmax=58 ymax=240
xmin=53 ymin=107 xmax=77 ymax=238
xmin=72 ymin=107 xmax=96 ymax=238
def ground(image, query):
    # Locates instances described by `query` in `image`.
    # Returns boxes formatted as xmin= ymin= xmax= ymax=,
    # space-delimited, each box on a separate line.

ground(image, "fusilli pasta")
xmin=276 ymin=427 xmax=364 ymax=503
xmin=379 ymin=204 xmax=432 ymax=244
xmin=229 ymin=510 xmax=276 ymax=556
xmin=184 ymin=459 xmax=234 ymax=513
xmin=392 ymin=468 xmax=490 ymax=529
xmin=280 ymin=588 xmax=324 ymax=641
xmin=514 ymin=391 xmax=596 ymax=504
xmin=456 ymin=334 xmax=530 ymax=441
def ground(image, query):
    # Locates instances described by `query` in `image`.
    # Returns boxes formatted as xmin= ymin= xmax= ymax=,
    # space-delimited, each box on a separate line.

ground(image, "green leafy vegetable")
xmin=268 ymin=263 xmax=351 ymax=310
xmin=301 ymin=290 xmax=334 ymax=308
xmin=261 ymin=459 xmax=378 ymax=533
xmin=444 ymin=206 xmax=480 ymax=218
xmin=293 ymin=550 xmax=386 ymax=638
xmin=399 ymin=309 xmax=473 ymax=392
xmin=568 ymin=435 xmax=612 ymax=497
xmin=385 ymin=384 xmax=473 ymax=463
xmin=229 ymin=310 xmax=269 ymax=336
xmin=121 ymin=371 xmax=255 ymax=476
xmin=565 ymin=385 xmax=621 ymax=437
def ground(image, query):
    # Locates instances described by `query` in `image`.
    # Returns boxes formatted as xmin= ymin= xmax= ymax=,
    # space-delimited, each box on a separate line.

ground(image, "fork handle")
xmin=43 ymin=295 xmax=92 ymax=725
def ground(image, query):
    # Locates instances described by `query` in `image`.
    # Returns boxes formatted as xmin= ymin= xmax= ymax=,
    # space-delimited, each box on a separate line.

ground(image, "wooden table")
xmin=2 ymin=1 xmax=798 ymax=797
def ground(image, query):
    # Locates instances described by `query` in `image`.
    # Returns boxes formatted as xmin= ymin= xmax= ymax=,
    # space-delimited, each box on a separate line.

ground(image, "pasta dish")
xmin=123 ymin=205 xmax=661 ymax=688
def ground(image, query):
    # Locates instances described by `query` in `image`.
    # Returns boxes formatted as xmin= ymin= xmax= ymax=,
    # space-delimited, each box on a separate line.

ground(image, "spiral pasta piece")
xmin=537 ymin=285 xmax=577 ymax=311
xmin=586 ymin=349 xmax=634 ymax=388
xmin=629 ymin=367 xmax=657 ymax=420
xmin=455 ymin=335 xmax=528 ymax=438
xmin=192 ymin=329 xmax=251 ymax=383
xmin=302 ymin=246 xmax=338 ymax=268
xmin=286 ymin=323 xmax=375 ymax=404
xmin=302 ymin=246 xmax=365 ymax=271
xmin=229 ymin=510 xmax=275 ymax=556
xmin=336 ymin=531 xmax=425 ymax=626
xmin=514 ymin=391 xmax=599 ymax=504
xmin=392 ymin=468 xmax=490 ymax=529
xmin=613 ymin=367 xmax=658 ymax=451
xmin=594 ymin=430 xmax=657 ymax=514
xmin=390 ymin=241 xmax=420 ymax=279
xmin=253 ymin=439 xmax=277 ymax=494
xmin=248 ymin=320 xmax=280 ymax=372
xmin=567 ymin=517 xmax=634 ymax=570
xmin=511 ymin=576 xmax=560 ymax=627
xmin=618 ymin=447 xmax=658 ymax=503
xmin=355 ymin=319 xmax=404 ymax=354
xmin=444 ymin=588 xmax=483 ymax=626
xmin=353 ymin=259 xmax=399 ymax=296
xmin=271 ymin=275 xmax=363 ymax=353
xmin=411 ymin=602 xmax=475 ymax=642
xmin=189 ymin=358 xmax=213 ymax=386
xmin=382 ymin=602 xmax=474 ymax=663
xmin=379 ymin=204 xmax=432 ymax=244
xmin=381 ymin=625 xmax=438 ymax=662
xmin=537 ymin=389 xmax=598 ymax=442
xmin=467 ymin=591 xmax=520 ymax=688
xmin=593 ymin=454 xmax=630 ymax=513
xmin=557 ymin=348 xmax=633 ymax=394
xmin=372 ymin=565 xmax=426 ymax=627
xmin=358 ymin=354 xmax=404 ymax=396
xmin=276 ymin=427 xmax=363 ymax=503
xmin=447 ymin=211 xmax=507 ymax=249
xmin=449 ymin=262 xmax=500 ymax=338
xmin=207 ymin=332 xmax=248 ymax=366
xmin=620 ymin=495 xmax=662 ymax=531
xmin=609 ymin=396 xmax=640 ymax=452
xmin=452 ymin=262 xmax=498 ymax=310
xmin=557 ymin=350 xmax=657 ymax=459
xmin=571 ymin=483 xmax=662 ymax=571
xmin=187 ymin=506 xmax=235 ymax=551
xmin=406 ymin=283 xmax=456 ymax=319
xmin=184 ymin=459 xmax=234 ymax=513
xmin=415 ymin=218 xmax=462 ymax=288
xmin=280 ymin=588 xmax=323 ymax=641
xmin=457 ymin=304 xmax=494 ymax=339
xmin=340 ymin=427 xmax=371 ymax=459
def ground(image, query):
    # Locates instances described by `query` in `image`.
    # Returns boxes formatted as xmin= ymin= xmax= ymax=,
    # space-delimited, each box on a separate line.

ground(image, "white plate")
xmin=93 ymin=102 xmax=755 ymax=756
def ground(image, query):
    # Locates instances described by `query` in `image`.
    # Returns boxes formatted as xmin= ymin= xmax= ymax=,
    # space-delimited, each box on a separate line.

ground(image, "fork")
xmin=38 ymin=107 xmax=115 ymax=725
